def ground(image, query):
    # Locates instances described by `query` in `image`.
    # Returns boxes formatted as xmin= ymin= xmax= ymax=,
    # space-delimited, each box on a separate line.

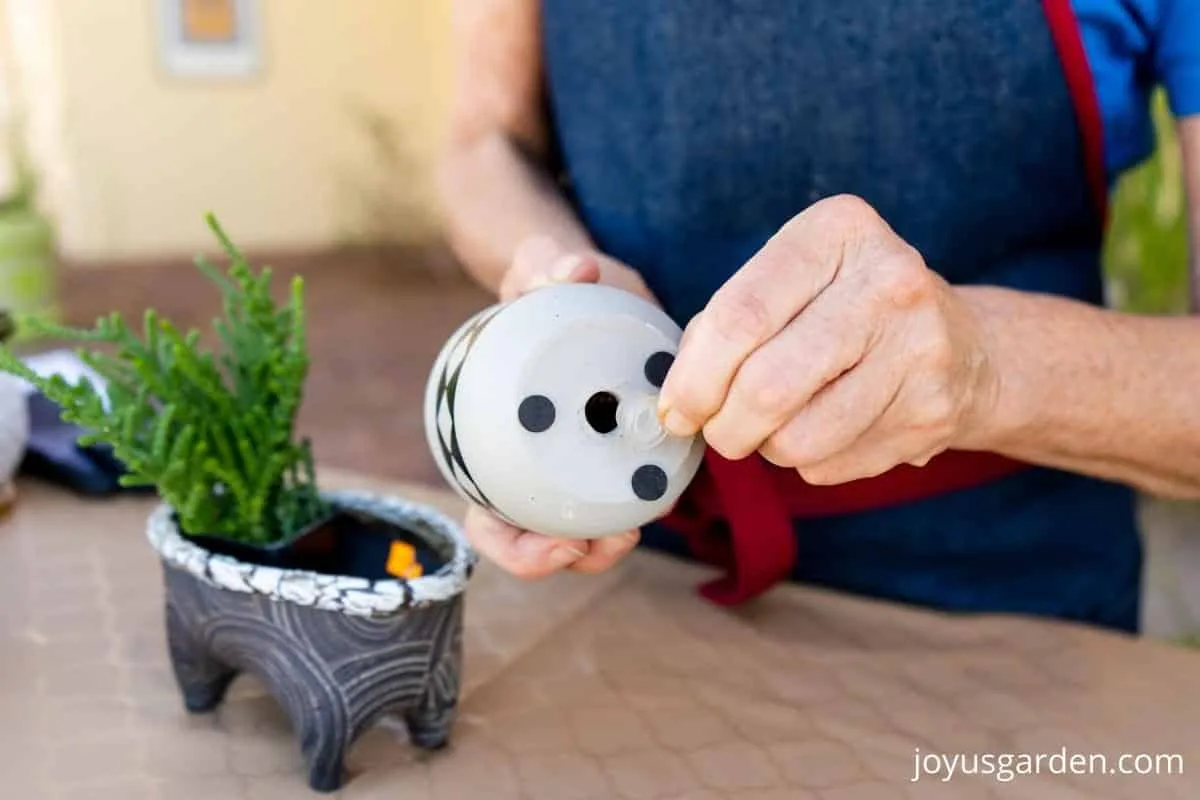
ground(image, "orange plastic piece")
xmin=386 ymin=541 xmax=423 ymax=579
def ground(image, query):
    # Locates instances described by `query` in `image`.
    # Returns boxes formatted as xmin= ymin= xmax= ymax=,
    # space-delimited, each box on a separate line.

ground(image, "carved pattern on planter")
xmin=150 ymin=489 xmax=474 ymax=793
xmin=164 ymin=564 xmax=464 ymax=792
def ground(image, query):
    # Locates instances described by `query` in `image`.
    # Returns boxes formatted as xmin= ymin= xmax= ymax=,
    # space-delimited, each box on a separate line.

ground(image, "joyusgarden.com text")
xmin=911 ymin=747 xmax=1184 ymax=782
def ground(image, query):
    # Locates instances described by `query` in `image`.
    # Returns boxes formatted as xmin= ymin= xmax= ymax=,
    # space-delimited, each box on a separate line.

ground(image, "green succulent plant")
xmin=0 ymin=213 xmax=329 ymax=544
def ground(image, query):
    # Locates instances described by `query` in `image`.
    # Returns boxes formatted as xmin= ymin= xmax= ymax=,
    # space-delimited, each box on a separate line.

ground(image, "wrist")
xmin=951 ymin=286 xmax=1031 ymax=452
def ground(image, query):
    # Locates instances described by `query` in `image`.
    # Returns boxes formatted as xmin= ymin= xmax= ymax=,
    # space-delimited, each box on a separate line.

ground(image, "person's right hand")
xmin=465 ymin=234 xmax=660 ymax=579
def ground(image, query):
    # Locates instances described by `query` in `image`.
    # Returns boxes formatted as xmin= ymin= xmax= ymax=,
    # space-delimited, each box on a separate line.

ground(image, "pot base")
xmin=163 ymin=562 xmax=463 ymax=793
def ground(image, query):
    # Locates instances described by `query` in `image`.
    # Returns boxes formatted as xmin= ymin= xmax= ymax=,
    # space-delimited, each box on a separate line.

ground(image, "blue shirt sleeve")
xmin=1074 ymin=0 xmax=1200 ymax=177
xmin=1155 ymin=0 xmax=1200 ymax=117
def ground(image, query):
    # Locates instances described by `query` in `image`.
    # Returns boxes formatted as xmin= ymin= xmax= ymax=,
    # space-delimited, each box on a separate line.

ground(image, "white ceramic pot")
xmin=0 ymin=373 xmax=29 ymax=491
xmin=424 ymin=283 xmax=705 ymax=539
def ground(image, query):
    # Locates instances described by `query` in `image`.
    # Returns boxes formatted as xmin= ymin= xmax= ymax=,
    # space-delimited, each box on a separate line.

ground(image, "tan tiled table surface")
xmin=2 ymin=470 xmax=1199 ymax=800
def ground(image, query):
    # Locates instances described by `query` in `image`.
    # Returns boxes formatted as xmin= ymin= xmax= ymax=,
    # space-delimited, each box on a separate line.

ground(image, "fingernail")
xmin=526 ymin=274 xmax=552 ymax=291
xmin=656 ymin=394 xmax=672 ymax=419
xmin=660 ymin=408 xmax=696 ymax=437
xmin=623 ymin=530 xmax=641 ymax=542
xmin=551 ymin=545 xmax=586 ymax=566
xmin=551 ymin=254 xmax=587 ymax=281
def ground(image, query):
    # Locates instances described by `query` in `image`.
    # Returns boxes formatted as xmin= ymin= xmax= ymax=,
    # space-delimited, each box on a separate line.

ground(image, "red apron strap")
xmin=1041 ymin=0 xmax=1108 ymax=224
xmin=774 ymin=450 xmax=1026 ymax=517
xmin=666 ymin=448 xmax=797 ymax=606
xmin=659 ymin=446 xmax=1029 ymax=606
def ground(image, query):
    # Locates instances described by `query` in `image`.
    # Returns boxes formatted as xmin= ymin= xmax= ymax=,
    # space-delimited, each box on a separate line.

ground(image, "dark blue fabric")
xmin=540 ymin=0 xmax=1143 ymax=632
xmin=642 ymin=469 xmax=1141 ymax=632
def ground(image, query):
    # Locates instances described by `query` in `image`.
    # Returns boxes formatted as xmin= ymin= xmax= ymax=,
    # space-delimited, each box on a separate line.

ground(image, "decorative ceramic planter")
xmin=0 ymin=372 xmax=29 ymax=510
xmin=147 ymin=489 xmax=477 ymax=793
xmin=424 ymin=283 xmax=704 ymax=539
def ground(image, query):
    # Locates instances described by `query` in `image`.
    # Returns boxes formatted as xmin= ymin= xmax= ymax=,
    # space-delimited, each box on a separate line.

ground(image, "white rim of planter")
xmin=146 ymin=488 xmax=477 ymax=619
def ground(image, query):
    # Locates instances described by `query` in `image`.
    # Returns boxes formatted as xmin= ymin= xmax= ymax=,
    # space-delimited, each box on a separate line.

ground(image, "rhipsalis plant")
xmin=0 ymin=214 xmax=330 ymax=543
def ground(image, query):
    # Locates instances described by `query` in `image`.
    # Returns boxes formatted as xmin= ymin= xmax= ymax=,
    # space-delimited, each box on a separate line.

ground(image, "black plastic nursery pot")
xmin=181 ymin=503 xmax=448 ymax=580
xmin=147 ymin=489 xmax=477 ymax=793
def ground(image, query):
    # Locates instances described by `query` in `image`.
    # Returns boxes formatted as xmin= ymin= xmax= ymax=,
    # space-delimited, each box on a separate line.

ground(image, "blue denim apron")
xmin=539 ymin=0 xmax=1142 ymax=631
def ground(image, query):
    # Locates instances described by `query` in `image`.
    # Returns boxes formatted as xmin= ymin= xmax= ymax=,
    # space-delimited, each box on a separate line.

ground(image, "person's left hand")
xmin=655 ymin=194 xmax=999 ymax=485
xmin=460 ymin=234 xmax=653 ymax=579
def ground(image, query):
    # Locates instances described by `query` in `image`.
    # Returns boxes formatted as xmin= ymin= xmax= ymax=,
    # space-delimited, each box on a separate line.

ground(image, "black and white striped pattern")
xmin=429 ymin=306 xmax=521 ymax=526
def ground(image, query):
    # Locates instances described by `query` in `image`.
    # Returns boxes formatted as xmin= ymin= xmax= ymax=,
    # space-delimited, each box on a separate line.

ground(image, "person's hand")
xmin=464 ymin=234 xmax=658 ymax=579
xmin=497 ymin=234 xmax=657 ymax=304
xmin=656 ymin=194 xmax=999 ymax=485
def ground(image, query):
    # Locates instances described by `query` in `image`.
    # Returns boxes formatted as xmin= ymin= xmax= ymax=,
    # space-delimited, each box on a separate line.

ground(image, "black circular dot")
xmin=518 ymin=395 xmax=556 ymax=433
xmin=643 ymin=351 xmax=674 ymax=388
xmin=584 ymin=391 xmax=620 ymax=434
xmin=631 ymin=464 xmax=669 ymax=501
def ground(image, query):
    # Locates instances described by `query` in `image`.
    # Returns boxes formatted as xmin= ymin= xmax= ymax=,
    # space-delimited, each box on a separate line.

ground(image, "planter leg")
xmin=166 ymin=604 xmax=238 ymax=713
xmin=300 ymin=720 xmax=350 ymax=793
xmin=405 ymin=612 xmax=463 ymax=750
xmin=404 ymin=704 xmax=454 ymax=750
xmin=404 ymin=681 xmax=458 ymax=750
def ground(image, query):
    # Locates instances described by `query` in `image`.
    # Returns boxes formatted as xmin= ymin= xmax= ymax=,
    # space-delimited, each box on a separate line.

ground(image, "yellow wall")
xmin=9 ymin=0 xmax=453 ymax=263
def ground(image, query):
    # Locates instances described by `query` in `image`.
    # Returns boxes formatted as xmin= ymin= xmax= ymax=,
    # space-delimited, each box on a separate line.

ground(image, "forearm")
xmin=957 ymin=285 xmax=1200 ymax=498
xmin=1183 ymin=118 xmax=1200 ymax=312
xmin=436 ymin=133 xmax=593 ymax=294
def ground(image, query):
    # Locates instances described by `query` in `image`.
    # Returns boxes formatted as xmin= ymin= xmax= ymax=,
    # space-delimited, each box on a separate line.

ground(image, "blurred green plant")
xmin=1103 ymin=90 xmax=1190 ymax=314
xmin=0 ymin=34 xmax=59 ymax=329
xmin=0 ymin=111 xmax=58 ymax=330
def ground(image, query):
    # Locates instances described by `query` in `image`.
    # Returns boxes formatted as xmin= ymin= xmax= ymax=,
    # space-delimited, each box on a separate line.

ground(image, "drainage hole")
xmin=584 ymin=391 xmax=620 ymax=434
